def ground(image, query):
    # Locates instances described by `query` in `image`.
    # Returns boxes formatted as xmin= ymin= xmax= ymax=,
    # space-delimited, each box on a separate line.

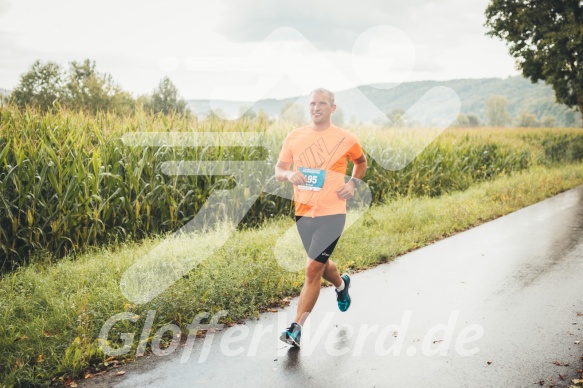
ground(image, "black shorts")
xmin=295 ymin=214 xmax=346 ymax=263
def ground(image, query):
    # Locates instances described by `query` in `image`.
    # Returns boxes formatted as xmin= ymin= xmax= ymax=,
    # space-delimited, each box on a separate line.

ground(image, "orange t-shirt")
xmin=278 ymin=124 xmax=364 ymax=217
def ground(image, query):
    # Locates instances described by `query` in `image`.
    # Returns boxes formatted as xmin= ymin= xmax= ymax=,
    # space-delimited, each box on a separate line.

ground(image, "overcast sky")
xmin=0 ymin=0 xmax=519 ymax=101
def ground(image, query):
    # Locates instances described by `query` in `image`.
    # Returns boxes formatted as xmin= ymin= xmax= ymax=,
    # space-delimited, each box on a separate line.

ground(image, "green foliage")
xmin=148 ymin=76 xmax=189 ymax=115
xmin=539 ymin=133 xmax=583 ymax=164
xmin=333 ymin=106 xmax=345 ymax=127
xmin=279 ymin=101 xmax=306 ymax=125
xmin=467 ymin=114 xmax=481 ymax=127
xmin=10 ymin=60 xmax=192 ymax=117
xmin=239 ymin=105 xmax=256 ymax=120
xmin=540 ymin=115 xmax=557 ymax=128
xmin=486 ymin=95 xmax=511 ymax=126
xmin=10 ymin=59 xmax=135 ymax=114
xmin=0 ymin=106 xmax=275 ymax=269
xmin=66 ymin=59 xmax=135 ymax=115
xmin=1 ymin=104 xmax=582 ymax=270
xmin=485 ymin=0 xmax=583 ymax=122
xmin=515 ymin=111 xmax=539 ymax=127
xmin=11 ymin=60 xmax=66 ymax=111
xmin=179 ymin=77 xmax=583 ymax=127
xmin=255 ymin=109 xmax=271 ymax=126
xmin=453 ymin=114 xmax=469 ymax=127
xmin=2 ymin=162 xmax=583 ymax=386
xmin=206 ymin=107 xmax=227 ymax=120
xmin=386 ymin=108 xmax=406 ymax=127
xmin=454 ymin=114 xmax=482 ymax=127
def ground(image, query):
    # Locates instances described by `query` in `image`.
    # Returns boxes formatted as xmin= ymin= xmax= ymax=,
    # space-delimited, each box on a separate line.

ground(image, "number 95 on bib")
xmin=298 ymin=167 xmax=326 ymax=192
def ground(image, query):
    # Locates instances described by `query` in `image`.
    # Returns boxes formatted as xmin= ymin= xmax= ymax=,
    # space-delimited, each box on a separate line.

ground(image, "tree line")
xmin=482 ymin=96 xmax=557 ymax=128
xmin=5 ymin=59 xmax=189 ymax=116
xmin=485 ymin=0 xmax=583 ymax=123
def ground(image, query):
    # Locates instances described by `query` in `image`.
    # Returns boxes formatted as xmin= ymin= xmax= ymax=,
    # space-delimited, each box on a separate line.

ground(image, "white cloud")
xmin=0 ymin=0 xmax=519 ymax=100
xmin=0 ymin=0 xmax=11 ymax=16
xmin=217 ymin=0 xmax=491 ymax=51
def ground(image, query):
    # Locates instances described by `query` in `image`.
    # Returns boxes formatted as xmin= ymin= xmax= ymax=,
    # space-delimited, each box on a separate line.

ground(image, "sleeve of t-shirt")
xmin=346 ymin=136 xmax=364 ymax=162
xmin=278 ymin=134 xmax=293 ymax=163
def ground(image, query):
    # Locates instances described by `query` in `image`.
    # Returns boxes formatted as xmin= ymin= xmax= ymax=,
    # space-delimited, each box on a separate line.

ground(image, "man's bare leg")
xmin=295 ymin=258 xmax=326 ymax=326
xmin=294 ymin=258 xmax=345 ymax=326
xmin=322 ymin=259 xmax=343 ymax=288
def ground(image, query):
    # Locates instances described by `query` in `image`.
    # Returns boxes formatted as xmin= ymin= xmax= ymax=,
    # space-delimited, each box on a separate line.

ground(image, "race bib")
xmin=298 ymin=167 xmax=326 ymax=191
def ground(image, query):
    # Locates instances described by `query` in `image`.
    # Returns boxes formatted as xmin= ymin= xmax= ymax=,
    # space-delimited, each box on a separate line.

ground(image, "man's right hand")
xmin=287 ymin=171 xmax=307 ymax=185
xmin=275 ymin=160 xmax=306 ymax=184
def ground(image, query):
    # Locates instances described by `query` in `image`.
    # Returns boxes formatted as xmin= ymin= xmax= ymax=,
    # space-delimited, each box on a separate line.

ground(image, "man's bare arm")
xmin=275 ymin=160 xmax=306 ymax=185
xmin=350 ymin=154 xmax=367 ymax=181
xmin=337 ymin=154 xmax=368 ymax=199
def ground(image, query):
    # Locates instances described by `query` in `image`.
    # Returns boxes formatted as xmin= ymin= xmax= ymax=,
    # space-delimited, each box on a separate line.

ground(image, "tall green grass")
xmin=1 ymin=103 xmax=583 ymax=269
xmin=0 ymin=106 xmax=275 ymax=268
xmin=1 ymin=163 xmax=583 ymax=386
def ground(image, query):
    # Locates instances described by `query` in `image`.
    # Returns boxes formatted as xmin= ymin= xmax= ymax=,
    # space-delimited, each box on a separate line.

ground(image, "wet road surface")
xmin=84 ymin=186 xmax=583 ymax=387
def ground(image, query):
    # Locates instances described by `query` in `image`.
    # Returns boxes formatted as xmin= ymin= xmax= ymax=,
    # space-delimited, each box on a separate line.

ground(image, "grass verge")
xmin=2 ymin=163 xmax=583 ymax=386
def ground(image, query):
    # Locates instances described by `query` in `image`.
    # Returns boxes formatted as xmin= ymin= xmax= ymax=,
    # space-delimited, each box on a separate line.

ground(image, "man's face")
xmin=309 ymin=92 xmax=336 ymax=125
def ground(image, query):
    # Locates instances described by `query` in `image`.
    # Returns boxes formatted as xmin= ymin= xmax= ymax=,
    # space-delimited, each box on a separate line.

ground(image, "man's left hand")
xmin=336 ymin=181 xmax=356 ymax=200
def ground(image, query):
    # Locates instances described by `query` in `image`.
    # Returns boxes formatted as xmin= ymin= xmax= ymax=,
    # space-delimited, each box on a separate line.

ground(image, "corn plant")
xmin=1 ymin=104 xmax=582 ymax=270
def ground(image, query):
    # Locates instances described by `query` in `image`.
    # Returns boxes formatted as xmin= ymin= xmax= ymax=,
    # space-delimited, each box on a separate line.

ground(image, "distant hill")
xmin=187 ymin=76 xmax=581 ymax=127
xmin=2 ymin=78 xmax=579 ymax=126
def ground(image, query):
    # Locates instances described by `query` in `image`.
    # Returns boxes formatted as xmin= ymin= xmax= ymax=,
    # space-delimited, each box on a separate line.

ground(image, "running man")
xmin=275 ymin=88 xmax=367 ymax=347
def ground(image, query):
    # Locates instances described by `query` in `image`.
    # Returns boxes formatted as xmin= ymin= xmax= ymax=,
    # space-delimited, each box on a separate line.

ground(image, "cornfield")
xmin=1 ymin=104 xmax=582 ymax=269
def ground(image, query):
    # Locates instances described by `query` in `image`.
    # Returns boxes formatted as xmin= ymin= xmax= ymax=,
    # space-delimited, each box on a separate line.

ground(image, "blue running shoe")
xmin=280 ymin=322 xmax=301 ymax=347
xmin=336 ymin=274 xmax=351 ymax=312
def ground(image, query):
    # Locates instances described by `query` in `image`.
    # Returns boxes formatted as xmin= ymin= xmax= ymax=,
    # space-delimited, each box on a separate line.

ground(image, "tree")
xmin=564 ymin=109 xmax=583 ymax=127
xmin=453 ymin=113 xmax=469 ymax=127
xmin=11 ymin=59 xmax=135 ymax=114
xmin=386 ymin=108 xmax=406 ymax=127
xmin=149 ymin=76 xmax=188 ymax=115
xmin=349 ymin=114 xmax=360 ymax=126
xmin=515 ymin=111 xmax=539 ymax=127
xmin=135 ymin=94 xmax=151 ymax=110
xmin=485 ymin=0 xmax=583 ymax=123
xmin=11 ymin=60 xmax=66 ymax=110
xmin=486 ymin=95 xmax=511 ymax=126
xmin=0 ymin=89 xmax=9 ymax=107
xmin=279 ymin=102 xmax=306 ymax=125
xmin=333 ymin=106 xmax=345 ymax=127
xmin=454 ymin=113 xmax=481 ymax=127
xmin=467 ymin=114 xmax=481 ymax=127
xmin=255 ymin=109 xmax=270 ymax=125
xmin=238 ymin=105 xmax=256 ymax=120
xmin=108 ymin=88 xmax=136 ymax=116
xmin=66 ymin=59 xmax=101 ymax=110
xmin=66 ymin=59 xmax=134 ymax=114
xmin=206 ymin=108 xmax=227 ymax=121
xmin=540 ymin=115 xmax=557 ymax=127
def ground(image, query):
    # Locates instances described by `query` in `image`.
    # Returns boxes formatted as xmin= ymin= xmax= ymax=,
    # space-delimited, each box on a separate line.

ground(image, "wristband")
xmin=349 ymin=177 xmax=361 ymax=188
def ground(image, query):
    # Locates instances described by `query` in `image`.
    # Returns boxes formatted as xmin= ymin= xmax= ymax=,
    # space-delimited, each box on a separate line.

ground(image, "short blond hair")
xmin=310 ymin=88 xmax=335 ymax=105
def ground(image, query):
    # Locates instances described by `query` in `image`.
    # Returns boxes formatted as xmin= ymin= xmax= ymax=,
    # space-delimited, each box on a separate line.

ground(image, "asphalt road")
xmin=84 ymin=186 xmax=583 ymax=388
